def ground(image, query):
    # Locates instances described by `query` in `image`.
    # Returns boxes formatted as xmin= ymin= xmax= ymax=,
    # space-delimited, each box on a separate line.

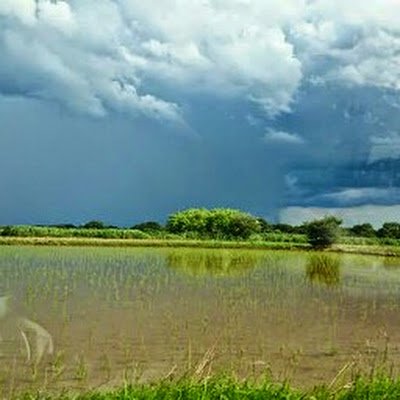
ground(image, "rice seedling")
xmin=74 ymin=354 xmax=88 ymax=382
xmin=0 ymin=246 xmax=399 ymax=396
xmin=50 ymin=351 xmax=66 ymax=380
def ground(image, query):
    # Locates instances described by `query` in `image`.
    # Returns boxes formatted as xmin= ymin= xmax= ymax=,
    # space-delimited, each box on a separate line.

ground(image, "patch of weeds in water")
xmin=278 ymin=345 xmax=304 ymax=382
xmin=73 ymin=354 xmax=88 ymax=382
xmin=122 ymin=360 xmax=142 ymax=385
xmin=50 ymin=351 xmax=66 ymax=381
xmin=98 ymin=353 xmax=112 ymax=383
xmin=306 ymin=254 xmax=341 ymax=287
xmin=322 ymin=346 xmax=338 ymax=357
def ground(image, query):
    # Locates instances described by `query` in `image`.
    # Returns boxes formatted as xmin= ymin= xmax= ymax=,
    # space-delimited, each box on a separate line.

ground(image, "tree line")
xmin=2 ymin=208 xmax=400 ymax=249
xmin=137 ymin=210 xmax=400 ymax=242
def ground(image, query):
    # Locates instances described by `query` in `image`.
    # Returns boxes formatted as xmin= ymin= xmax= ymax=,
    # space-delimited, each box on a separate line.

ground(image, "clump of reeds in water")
xmin=306 ymin=254 xmax=341 ymax=287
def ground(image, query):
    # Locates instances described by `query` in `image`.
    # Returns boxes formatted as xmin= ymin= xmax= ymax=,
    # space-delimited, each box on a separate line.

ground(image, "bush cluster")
xmin=166 ymin=208 xmax=261 ymax=240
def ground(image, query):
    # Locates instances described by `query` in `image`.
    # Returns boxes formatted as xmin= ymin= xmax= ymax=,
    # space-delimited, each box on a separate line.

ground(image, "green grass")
xmin=0 ymin=226 xmax=151 ymax=239
xmin=0 ymin=226 xmax=307 ymax=243
xmin=339 ymin=236 xmax=400 ymax=247
xmin=0 ymin=236 xmax=308 ymax=250
xmin=1 ymin=234 xmax=400 ymax=258
xmin=14 ymin=376 xmax=400 ymax=399
xmin=331 ymin=243 xmax=400 ymax=257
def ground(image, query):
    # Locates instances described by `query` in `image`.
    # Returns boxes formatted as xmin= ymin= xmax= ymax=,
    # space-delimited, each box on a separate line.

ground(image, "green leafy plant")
xmin=304 ymin=216 xmax=342 ymax=249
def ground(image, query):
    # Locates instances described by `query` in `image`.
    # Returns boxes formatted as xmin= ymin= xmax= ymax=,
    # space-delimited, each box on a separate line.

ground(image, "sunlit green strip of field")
xmin=0 ymin=236 xmax=307 ymax=250
xmin=14 ymin=376 xmax=400 ymax=400
xmin=2 ymin=235 xmax=400 ymax=257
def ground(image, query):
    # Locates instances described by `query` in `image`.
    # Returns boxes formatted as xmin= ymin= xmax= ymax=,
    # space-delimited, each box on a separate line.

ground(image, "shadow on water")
xmin=166 ymin=250 xmax=260 ymax=277
xmin=305 ymin=254 xmax=341 ymax=287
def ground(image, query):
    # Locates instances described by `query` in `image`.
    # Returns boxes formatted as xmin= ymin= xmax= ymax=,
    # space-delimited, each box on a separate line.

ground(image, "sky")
xmin=1 ymin=0 xmax=400 ymax=227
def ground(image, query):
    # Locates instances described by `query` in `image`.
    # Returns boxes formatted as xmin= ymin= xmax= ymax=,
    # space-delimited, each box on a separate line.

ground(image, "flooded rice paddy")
xmin=1 ymin=246 xmax=400 ymax=394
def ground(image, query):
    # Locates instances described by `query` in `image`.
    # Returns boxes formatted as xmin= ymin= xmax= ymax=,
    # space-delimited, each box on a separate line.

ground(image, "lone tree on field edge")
xmin=305 ymin=216 xmax=342 ymax=249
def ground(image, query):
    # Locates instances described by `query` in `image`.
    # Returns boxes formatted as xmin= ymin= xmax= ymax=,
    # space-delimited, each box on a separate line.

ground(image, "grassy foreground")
xmin=15 ymin=376 xmax=400 ymax=399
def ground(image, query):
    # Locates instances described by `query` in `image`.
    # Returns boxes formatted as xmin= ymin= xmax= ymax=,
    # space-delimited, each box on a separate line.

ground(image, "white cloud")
xmin=0 ymin=0 xmax=36 ymax=26
xmin=280 ymin=204 xmax=400 ymax=228
xmin=0 ymin=0 xmax=304 ymax=121
xmin=0 ymin=0 xmax=182 ymax=121
xmin=292 ymin=1 xmax=400 ymax=93
xmin=369 ymin=132 xmax=400 ymax=163
xmin=264 ymin=129 xmax=304 ymax=144
xmin=330 ymin=31 xmax=400 ymax=91
xmin=38 ymin=0 xmax=76 ymax=34
xmin=120 ymin=0 xmax=303 ymax=116
xmin=1 ymin=0 xmax=400 ymax=124
xmin=320 ymin=187 xmax=400 ymax=205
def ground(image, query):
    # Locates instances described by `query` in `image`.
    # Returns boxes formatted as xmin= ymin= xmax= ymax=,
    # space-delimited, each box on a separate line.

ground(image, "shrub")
xmin=82 ymin=220 xmax=106 ymax=229
xmin=349 ymin=223 xmax=376 ymax=238
xmin=377 ymin=222 xmax=400 ymax=239
xmin=166 ymin=208 xmax=260 ymax=240
xmin=0 ymin=226 xmax=150 ymax=240
xmin=272 ymin=223 xmax=296 ymax=234
xmin=263 ymin=232 xmax=308 ymax=244
xmin=304 ymin=216 xmax=342 ymax=249
xmin=131 ymin=221 xmax=163 ymax=233
xmin=166 ymin=208 xmax=210 ymax=236
xmin=256 ymin=217 xmax=273 ymax=233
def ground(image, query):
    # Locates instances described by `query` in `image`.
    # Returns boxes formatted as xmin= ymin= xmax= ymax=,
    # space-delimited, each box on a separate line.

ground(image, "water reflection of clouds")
xmin=0 ymin=294 xmax=53 ymax=363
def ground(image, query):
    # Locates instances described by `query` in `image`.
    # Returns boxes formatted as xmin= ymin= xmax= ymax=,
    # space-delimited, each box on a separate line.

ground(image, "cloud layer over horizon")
xmin=1 ymin=0 xmax=400 ymax=225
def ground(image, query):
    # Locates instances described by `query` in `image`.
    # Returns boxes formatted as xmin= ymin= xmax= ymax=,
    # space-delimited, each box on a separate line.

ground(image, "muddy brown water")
xmin=0 ymin=246 xmax=400 ymax=394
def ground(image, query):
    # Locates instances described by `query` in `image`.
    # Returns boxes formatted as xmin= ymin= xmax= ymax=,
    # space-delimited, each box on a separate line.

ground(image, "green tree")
xmin=256 ymin=217 xmax=272 ymax=233
xmin=305 ymin=216 xmax=342 ymax=249
xmin=272 ymin=223 xmax=295 ymax=234
xmin=131 ymin=221 xmax=163 ymax=232
xmin=166 ymin=208 xmax=260 ymax=239
xmin=82 ymin=220 xmax=105 ymax=229
xmin=166 ymin=208 xmax=211 ymax=236
xmin=349 ymin=223 xmax=376 ymax=238
xmin=377 ymin=222 xmax=400 ymax=239
xmin=205 ymin=209 xmax=260 ymax=239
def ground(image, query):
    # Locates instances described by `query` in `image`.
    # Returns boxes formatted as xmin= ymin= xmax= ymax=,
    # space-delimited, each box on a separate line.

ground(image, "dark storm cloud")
xmin=279 ymin=84 xmax=400 ymax=211
xmin=0 ymin=96 xmax=284 ymax=225
xmin=1 ymin=1 xmax=400 ymax=225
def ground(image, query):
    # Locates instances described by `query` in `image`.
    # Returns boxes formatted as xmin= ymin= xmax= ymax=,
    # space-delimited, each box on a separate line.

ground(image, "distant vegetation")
xmin=1 ymin=208 xmax=400 ymax=250
xmin=0 ymin=226 xmax=150 ymax=240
